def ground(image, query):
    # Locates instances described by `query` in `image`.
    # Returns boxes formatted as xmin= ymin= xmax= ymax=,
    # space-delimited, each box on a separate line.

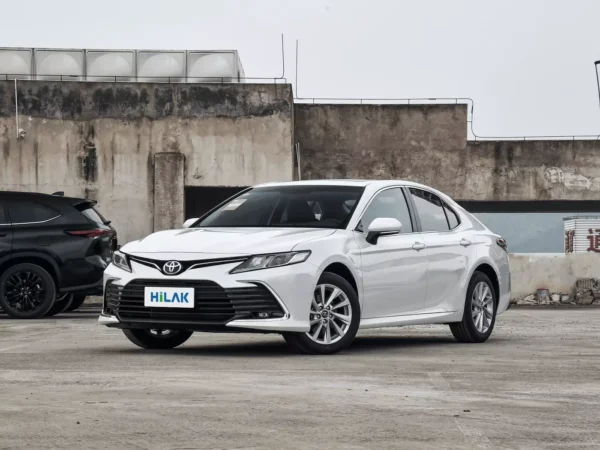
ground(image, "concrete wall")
xmin=295 ymin=104 xmax=468 ymax=194
xmin=465 ymin=140 xmax=600 ymax=201
xmin=509 ymin=253 xmax=600 ymax=297
xmin=0 ymin=81 xmax=294 ymax=243
xmin=295 ymin=104 xmax=600 ymax=201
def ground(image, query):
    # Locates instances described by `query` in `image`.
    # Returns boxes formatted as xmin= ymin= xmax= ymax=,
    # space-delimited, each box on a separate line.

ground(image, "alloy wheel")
xmin=472 ymin=281 xmax=494 ymax=333
xmin=3 ymin=271 xmax=47 ymax=313
xmin=306 ymin=283 xmax=352 ymax=345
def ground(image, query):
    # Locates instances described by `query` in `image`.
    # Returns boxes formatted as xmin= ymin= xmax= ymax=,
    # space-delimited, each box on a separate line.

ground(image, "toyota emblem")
xmin=163 ymin=261 xmax=182 ymax=275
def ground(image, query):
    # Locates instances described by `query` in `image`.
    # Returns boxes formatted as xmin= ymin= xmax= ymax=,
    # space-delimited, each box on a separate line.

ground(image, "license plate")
xmin=144 ymin=287 xmax=194 ymax=308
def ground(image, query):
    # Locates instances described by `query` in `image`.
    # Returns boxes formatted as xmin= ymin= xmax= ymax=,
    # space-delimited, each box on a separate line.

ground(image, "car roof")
xmin=253 ymin=179 xmax=431 ymax=189
xmin=0 ymin=190 xmax=91 ymax=205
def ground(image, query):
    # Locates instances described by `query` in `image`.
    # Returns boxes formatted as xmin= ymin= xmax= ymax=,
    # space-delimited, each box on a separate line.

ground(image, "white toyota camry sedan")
xmin=99 ymin=180 xmax=511 ymax=354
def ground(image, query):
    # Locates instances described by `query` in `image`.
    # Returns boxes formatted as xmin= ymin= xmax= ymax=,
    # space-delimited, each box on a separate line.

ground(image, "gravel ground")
xmin=1 ymin=307 xmax=599 ymax=449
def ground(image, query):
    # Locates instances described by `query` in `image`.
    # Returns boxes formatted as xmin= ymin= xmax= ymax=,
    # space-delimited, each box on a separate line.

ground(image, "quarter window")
xmin=8 ymin=201 xmax=58 ymax=224
xmin=358 ymin=188 xmax=413 ymax=233
xmin=444 ymin=203 xmax=460 ymax=229
xmin=409 ymin=188 xmax=450 ymax=232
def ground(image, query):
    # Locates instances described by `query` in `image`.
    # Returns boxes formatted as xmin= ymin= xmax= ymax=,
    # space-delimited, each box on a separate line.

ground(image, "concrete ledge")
xmin=510 ymin=253 xmax=600 ymax=297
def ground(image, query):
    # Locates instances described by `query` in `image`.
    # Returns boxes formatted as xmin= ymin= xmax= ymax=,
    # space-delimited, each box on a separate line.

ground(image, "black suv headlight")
xmin=230 ymin=251 xmax=311 ymax=274
xmin=112 ymin=250 xmax=131 ymax=272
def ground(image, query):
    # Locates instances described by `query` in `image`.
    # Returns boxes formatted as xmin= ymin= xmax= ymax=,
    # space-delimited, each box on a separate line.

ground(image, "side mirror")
xmin=366 ymin=217 xmax=402 ymax=245
xmin=183 ymin=218 xmax=198 ymax=229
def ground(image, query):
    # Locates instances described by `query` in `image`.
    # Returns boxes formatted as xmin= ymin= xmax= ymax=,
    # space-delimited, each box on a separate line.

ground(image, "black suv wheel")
xmin=0 ymin=263 xmax=56 ymax=319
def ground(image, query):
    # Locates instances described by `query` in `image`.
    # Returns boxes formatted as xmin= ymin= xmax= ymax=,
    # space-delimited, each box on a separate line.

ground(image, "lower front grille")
xmin=105 ymin=279 xmax=285 ymax=325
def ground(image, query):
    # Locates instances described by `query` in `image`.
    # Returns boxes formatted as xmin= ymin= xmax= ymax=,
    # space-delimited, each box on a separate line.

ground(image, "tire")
xmin=283 ymin=272 xmax=360 ymax=355
xmin=66 ymin=294 xmax=86 ymax=312
xmin=45 ymin=293 xmax=74 ymax=317
xmin=122 ymin=329 xmax=193 ymax=349
xmin=0 ymin=263 xmax=57 ymax=319
xmin=450 ymin=272 xmax=497 ymax=343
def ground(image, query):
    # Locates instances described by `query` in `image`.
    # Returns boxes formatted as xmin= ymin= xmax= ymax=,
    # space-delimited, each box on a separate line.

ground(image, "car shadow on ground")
xmin=90 ymin=333 xmax=501 ymax=358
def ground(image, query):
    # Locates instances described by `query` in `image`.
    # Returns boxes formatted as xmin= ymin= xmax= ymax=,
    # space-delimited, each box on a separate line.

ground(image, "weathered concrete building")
xmin=2 ymin=79 xmax=600 ymax=248
xmin=0 ymin=81 xmax=294 ymax=243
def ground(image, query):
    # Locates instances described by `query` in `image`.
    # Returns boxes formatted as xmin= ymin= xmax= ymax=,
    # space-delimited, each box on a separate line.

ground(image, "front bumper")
xmin=99 ymin=257 xmax=319 ymax=333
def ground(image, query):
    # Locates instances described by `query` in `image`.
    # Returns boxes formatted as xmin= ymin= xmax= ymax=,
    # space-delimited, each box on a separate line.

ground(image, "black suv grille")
xmin=104 ymin=279 xmax=285 ymax=325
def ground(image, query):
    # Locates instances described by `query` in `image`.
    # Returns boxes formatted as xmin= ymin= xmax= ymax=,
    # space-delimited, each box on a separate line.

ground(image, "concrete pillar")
xmin=154 ymin=152 xmax=185 ymax=232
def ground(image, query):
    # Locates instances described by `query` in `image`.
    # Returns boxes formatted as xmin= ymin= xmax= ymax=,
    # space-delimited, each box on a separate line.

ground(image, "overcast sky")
xmin=1 ymin=0 xmax=599 ymax=138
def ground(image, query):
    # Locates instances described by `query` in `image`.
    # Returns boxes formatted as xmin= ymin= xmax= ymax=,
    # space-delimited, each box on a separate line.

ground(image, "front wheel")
xmin=449 ymin=272 xmax=497 ymax=343
xmin=283 ymin=272 xmax=360 ymax=355
xmin=122 ymin=329 xmax=193 ymax=349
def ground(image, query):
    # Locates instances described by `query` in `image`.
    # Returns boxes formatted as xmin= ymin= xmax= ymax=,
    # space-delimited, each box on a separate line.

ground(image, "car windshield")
xmin=196 ymin=185 xmax=365 ymax=229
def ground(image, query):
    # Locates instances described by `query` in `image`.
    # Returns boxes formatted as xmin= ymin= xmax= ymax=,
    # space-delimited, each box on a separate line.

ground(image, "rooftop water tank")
xmin=137 ymin=51 xmax=185 ymax=82
xmin=87 ymin=50 xmax=135 ymax=82
xmin=187 ymin=52 xmax=237 ymax=83
xmin=35 ymin=49 xmax=84 ymax=81
xmin=0 ymin=49 xmax=33 ymax=79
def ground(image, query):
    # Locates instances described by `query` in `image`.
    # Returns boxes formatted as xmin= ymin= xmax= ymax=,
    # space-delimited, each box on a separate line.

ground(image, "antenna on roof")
xmin=52 ymin=191 xmax=64 ymax=196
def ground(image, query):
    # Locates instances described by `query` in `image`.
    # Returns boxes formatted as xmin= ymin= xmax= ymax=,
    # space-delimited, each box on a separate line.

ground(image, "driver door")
xmin=354 ymin=187 xmax=429 ymax=318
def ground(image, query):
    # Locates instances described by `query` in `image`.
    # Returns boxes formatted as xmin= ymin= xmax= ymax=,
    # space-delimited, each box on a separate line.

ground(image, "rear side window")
xmin=9 ymin=200 xmax=59 ymax=224
xmin=409 ymin=188 xmax=450 ymax=232
xmin=444 ymin=203 xmax=460 ymax=229
xmin=80 ymin=207 xmax=107 ymax=225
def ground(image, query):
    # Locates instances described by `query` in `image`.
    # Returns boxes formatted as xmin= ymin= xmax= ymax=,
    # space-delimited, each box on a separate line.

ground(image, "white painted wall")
xmin=509 ymin=253 xmax=600 ymax=296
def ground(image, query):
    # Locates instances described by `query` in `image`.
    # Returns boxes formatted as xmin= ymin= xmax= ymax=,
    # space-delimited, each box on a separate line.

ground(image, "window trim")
xmin=353 ymin=186 xmax=417 ymax=234
xmin=10 ymin=215 xmax=61 ymax=226
xmin=442 ymin=201 xmax=461 ymax=231
xmin=407 ymin=187 xmax=462 ymax=234
xmin=6 ymin=199 xmax=61 ymax=226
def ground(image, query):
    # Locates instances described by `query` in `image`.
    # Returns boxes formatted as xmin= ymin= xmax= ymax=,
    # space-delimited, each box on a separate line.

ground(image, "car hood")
xmin=122 ymin=227 xmax=336 ymax=258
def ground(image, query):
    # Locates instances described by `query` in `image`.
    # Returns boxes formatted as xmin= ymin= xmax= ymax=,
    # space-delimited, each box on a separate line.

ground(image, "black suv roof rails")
xmin=52 ymin=191 xmax=65 ymax=196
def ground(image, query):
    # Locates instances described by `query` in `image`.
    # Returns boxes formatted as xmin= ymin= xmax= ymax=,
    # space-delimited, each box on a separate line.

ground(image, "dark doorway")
xmin=184 ymin=186 xmax=247 ymax=219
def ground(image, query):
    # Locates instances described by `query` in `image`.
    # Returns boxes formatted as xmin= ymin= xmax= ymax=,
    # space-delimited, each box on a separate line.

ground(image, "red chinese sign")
xmin=565 ymin=230 xmax=574 ymax=253
xmin=587 ymin=228 xmax=600 ymax=253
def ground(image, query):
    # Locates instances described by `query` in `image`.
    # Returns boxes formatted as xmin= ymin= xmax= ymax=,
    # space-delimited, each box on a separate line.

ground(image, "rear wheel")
xmin=66 ymin=294 xmax=86 ymax=312
xmin=450 ymin=272 xmax=497 ymax=343
xmin=283 ymin=272 xmax=360 ymax=355
xmin=45 ymin=293 xmax=73 ymax=317
xmin=122 ymin=329 xmax=193 ymax=349
xmin=0 ymin=263 xmax=56 ymax=319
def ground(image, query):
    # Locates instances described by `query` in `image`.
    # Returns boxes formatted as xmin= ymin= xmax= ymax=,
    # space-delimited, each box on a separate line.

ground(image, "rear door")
xmin=408 ymin=188 xmax=475 ymax=312
xmin=355 ymin=187 xmax=429 ymax=318
xmin=7 ymin=198 xmax=64 ymax=259
xmin=0 ymin=199 xmax=13 ymax=264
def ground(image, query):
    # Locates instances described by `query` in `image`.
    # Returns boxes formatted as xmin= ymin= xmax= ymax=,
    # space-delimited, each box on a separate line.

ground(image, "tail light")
xmin=66 ymin=229 xmax=112 ymax=238
xmin=496 ymin=238 xmax=508 ymax=252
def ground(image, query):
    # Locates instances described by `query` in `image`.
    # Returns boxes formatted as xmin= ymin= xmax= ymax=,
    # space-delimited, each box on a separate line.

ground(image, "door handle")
xmin=412 ymin=242 xmax=426 ymax=251
xmin=460 ymin=238 xmax=472 ymax=247
xmin=0 ymin=233 xmax=7 ymax=237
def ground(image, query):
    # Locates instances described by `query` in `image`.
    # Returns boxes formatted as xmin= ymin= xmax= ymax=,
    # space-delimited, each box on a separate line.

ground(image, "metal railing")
xmin=1 ymin=74 xmax=288 ymax=84
xmin=294 ymin=96 xmax=600 ymax=141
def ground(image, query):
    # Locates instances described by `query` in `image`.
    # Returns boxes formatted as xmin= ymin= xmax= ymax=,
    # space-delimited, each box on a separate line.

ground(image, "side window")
xmin=444 ymin=203 xmax=460 ymax=229
xmin=358 ymin=188 xmax=413 ymax=233
xmin=8 ymin=200 xmax=59 ymax=224
xmin=409 ymin=188 xmax=450 ymax=232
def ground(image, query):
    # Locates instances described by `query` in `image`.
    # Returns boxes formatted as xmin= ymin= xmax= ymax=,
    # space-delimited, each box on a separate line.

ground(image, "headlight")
xmin=230 ymin=251 xmax=311 ymax=274
xmin=112 ymin=250 xmax=131 ymax=272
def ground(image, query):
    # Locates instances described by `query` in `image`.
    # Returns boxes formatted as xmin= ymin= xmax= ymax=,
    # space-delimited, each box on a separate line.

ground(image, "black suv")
xmin=0 ymin=191 xmax=116 ymax=319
